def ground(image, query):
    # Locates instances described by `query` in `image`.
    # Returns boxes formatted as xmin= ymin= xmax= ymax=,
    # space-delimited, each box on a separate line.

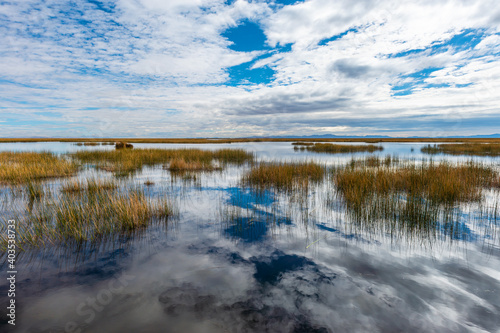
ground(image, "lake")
xmin=1 ymin=142 xmax=499 ymax=332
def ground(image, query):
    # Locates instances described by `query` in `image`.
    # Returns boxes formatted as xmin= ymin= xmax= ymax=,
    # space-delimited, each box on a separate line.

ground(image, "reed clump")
xmin=333 ymin=160 xmax=499 ymax=241
xmin=303 ymin=143 xmax=383 ymax=154
xmin=115 ymin=142 xmax=134 ymax=149
xmin=167 ymin=158 xmax=221 ymax=172
xmin=244 ymin=161 xmax=325 ymax=191
xmin=347 ymin=155 xmax=399 ymax=168
xmin=0 ymin=181 xmax=173 ymax=248
xmin=0 ymin=152 xmax=78 ymax=184
xmin=335 ymin=161 xmax=496 ymax=206
xmin=291 ymin=142 xmax=315 ymax=146
xmin=61 ymin=178 xmax=117 ymax=193
xmin=72 ymin=148 xmax=254 ymax=175
xmin=54 ymin=189 xmax=171 ymax=239
xmin=422 ymin=143 xmax=500 ymax=156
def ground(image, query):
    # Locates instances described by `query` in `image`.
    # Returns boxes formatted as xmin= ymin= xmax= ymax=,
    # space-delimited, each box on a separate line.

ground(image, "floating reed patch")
xmin=0 ymin=151 xmax=78 ymax=184
xmin=422 ymin=143 xmax=500 ymax=156
xmin=244 ymin=161 xmax=325 ymax=191
xmin=302 ymin=143 xmax=383 ymax=154
xmin=72 ymin=148 xmax=254 ymax=175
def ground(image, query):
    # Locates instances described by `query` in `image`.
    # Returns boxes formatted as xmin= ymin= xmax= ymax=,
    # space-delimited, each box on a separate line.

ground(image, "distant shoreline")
xmin=1 ymin=138 xmax=500 ymax=143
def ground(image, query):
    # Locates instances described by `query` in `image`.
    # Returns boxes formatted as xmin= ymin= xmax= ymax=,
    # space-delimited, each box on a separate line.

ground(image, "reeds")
xmin=291 ymin=142 xmax=315 ymax=146
xmin=347 ymin=155 xmax=399 ymax=168
xmin=301 ymin=143 xmax=383 ymax=154
xmin=422 ymin=143 xmax=500 ymax=156
xmin=332 ymin=159 xmax=499 ymax=242
xmin=0 ymin=180 xmax=173 ymax=248
xmin=0 ymin=151 xmax=78 ymax=184
xmin=334 ymin=160 xmax=496 ymax=206
xmin=167 ymin=158 xmax=221 ymax=172
xmin=61 ymin=178 xmax=117 ymax=193
xmin=115 ymin=142 xmax=134 ymax=149
xmin=244 ymin=161 xmax=325 ymax=191
xmin=72 ymin=148 xmax=254 ymax=175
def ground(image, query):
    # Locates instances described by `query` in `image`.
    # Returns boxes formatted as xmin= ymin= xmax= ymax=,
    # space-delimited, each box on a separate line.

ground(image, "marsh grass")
xmin=0 ymin=180 xmax=173 ymax=249
xmin=422 ymin=143 xmax=500 ymax=156
xmin=244 ymin=161 xmax=325 ymax=192
xmin=335 ymin=161 xmax=496 ymax=206
xmin=347 ymin=155 xmax=400 ymax=168
xmin=0 ymin=151 xmax=78 ymax=184
xmin=331 ymin=160 xmax=499 ymax=241
xmin=72 ymin=148 xmax=254 ymax=176
xmin=25 ymin=181 xmax=45 ymax=201
xmin=303 ymin=143 xmax=383 ymax=154
xmin=61 ymin=178 xmax=117 ymax=193
xmin=167 ymin=158 xmax=222 ymax=172
xmin=291 ymin=142 xmax=315 ymax=146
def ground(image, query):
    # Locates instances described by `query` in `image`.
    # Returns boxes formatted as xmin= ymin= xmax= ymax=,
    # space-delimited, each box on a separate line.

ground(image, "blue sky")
xmin=1 ymin=0 xmax=500 ymax=137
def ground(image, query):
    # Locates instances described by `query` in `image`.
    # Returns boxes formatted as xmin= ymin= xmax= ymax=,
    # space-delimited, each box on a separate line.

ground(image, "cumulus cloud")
xmin=1 ymin=0 xmax=500 ymax=137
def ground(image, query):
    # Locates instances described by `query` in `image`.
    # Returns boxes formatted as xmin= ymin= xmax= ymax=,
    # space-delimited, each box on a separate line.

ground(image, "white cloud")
xmin=1 ymin=0 xmax=500 ymax=137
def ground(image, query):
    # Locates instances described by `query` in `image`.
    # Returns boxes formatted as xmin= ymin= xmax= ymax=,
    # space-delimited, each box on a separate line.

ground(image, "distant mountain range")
xmin=247 ymin=134 xmax=500 ymax=139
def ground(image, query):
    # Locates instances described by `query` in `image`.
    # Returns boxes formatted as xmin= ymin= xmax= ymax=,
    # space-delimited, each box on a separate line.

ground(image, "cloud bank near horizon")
xmin=1 ymin=0 xmax=500 ymax=138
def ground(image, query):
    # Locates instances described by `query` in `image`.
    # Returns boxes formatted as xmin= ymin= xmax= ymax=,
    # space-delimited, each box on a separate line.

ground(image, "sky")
xmin=1 ymin=0 xmax=500 ymax=138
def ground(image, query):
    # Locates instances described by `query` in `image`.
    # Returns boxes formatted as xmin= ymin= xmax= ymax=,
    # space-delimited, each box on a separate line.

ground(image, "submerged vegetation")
xmin=296 ymin=143 xmax=383 ymax=154
xmin=0 ymin=152 xmax=78 ymax=184
xmin=244 ymin=161 xmax=325 ymax=191
xmin=422 ymin=143 xmax=500 ymax=156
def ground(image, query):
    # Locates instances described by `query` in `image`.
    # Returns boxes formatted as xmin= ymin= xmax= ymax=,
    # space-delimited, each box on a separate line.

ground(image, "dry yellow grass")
xmin=0 ymin=151 xmax=78 ymax=184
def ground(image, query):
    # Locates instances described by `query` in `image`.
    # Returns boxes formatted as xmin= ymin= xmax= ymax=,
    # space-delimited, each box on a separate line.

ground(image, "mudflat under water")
xmin=1 ymin=142 xmax=499 ymax=332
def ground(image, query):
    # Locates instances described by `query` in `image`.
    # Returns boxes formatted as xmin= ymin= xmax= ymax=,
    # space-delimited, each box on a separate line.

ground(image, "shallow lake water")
xmin=1 ymin=142 xmax=499 ymax=332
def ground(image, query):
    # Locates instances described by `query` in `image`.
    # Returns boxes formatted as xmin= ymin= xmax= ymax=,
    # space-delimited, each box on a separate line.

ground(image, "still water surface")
xmin=1 ymin=142 xmax=499 ymax=332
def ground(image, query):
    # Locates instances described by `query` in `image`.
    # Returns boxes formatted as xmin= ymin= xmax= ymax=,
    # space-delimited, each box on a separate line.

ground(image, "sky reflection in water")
xmin=0 ymin=142 xmax=499 ymax=332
